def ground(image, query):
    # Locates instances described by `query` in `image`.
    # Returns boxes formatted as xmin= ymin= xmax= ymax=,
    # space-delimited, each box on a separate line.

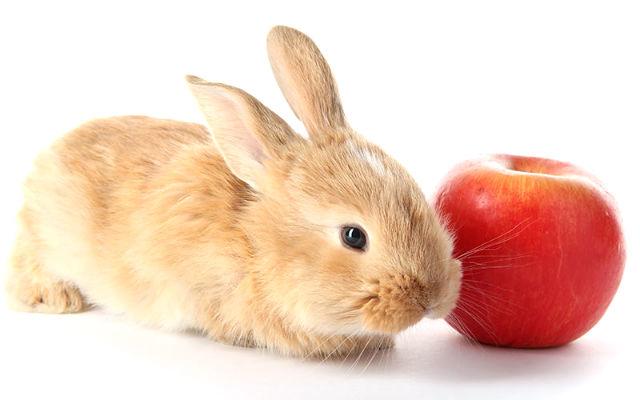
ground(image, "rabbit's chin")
xmin=424 ymin=304 xmax=457 ymax=320
xmin=294 ymin=314 xmax=410 ymax=338
xmin=361 ymin=311 xmax=426 ymax=335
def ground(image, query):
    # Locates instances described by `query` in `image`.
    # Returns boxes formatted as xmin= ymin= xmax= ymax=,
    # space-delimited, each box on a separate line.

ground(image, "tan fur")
xmin=7 ymin=26 xmax=461 ymax=358
xmin=267 ymin=26 xmax=347 ymax=140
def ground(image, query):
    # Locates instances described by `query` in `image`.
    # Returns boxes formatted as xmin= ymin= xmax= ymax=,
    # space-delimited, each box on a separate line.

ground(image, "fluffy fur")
xmin=6 ymin=26 xmax=461 ymax=357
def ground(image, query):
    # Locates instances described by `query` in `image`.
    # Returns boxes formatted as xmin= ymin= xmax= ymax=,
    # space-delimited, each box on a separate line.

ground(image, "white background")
xmin=1 ymin=1 xmax=638 ymax=399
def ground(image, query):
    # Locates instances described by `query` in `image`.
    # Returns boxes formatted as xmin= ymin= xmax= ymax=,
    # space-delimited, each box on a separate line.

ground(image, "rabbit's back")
xmin=52 ymin=115 xmax=211 ymax=182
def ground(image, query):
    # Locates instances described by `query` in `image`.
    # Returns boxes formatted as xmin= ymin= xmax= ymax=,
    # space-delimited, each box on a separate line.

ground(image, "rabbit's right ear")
xmin=186 ymin=75 xmax=299 ymax=191
xmin=267 ymin=26 xmax=348 ymax=141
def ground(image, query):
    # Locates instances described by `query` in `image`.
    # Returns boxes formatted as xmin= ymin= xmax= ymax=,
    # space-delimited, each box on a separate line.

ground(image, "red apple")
xmin=435 ymin=155 xmax=625 ymax=348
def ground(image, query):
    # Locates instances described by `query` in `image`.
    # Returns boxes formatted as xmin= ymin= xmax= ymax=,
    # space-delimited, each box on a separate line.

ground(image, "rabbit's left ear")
xmin=267 ymin=26 xmax=348 ymax=141
xmin=186 ymin=75 xmax=299 ymax=190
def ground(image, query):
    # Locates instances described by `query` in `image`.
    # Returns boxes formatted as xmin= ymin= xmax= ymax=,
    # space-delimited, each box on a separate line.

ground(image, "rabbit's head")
xmin=187 ymin=26 xmax=460 ymax=337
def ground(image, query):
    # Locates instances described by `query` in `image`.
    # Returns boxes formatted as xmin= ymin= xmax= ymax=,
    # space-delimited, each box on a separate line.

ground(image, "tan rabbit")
xmin=6 ymin=26 xmax=461 ymax=357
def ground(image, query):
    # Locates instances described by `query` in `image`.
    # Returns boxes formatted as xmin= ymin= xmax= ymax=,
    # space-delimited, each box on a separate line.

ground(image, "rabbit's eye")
xmin=341 ymin=225 xmax=367 ymax=251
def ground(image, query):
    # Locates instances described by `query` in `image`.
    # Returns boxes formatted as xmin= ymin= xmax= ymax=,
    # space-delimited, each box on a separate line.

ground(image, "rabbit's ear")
xmin=186 ymin=75 xmax=299 ymax=190
xmin=267 ymin=26 xmax=348 ymax=141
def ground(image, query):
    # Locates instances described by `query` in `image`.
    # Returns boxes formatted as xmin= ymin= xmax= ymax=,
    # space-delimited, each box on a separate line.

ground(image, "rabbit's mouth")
xmin=357 ymin=274 xmax=435 ymax=334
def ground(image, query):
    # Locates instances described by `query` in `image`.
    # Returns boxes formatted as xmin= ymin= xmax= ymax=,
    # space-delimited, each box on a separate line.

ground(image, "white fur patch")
xmin=348 ymin=141 xmax=386 ymax=176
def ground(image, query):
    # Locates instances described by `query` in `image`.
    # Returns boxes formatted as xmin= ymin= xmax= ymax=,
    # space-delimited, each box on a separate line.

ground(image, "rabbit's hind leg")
xmin=7 ymin=228 xmax=86 ymax=314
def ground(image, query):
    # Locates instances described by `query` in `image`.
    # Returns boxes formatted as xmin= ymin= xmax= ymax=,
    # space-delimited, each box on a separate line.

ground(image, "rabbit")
xmin=6 ymin=26 xmax=461 ymax=358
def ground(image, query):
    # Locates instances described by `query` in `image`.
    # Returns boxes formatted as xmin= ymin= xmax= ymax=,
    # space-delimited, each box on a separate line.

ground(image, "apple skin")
xmin=435 ymin=155 xmax=625 ymax=348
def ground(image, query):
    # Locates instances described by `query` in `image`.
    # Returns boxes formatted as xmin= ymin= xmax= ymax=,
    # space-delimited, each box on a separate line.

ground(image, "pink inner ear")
xmin=188 ymin=79 xmax=275 ymax=189
xmin=212 ymin=90 xmax=269 ymax=165
xmin=225 ymin=96 xmax=267 ymax=164
xmin=245 ymin=134 xmax=267 ymax=165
